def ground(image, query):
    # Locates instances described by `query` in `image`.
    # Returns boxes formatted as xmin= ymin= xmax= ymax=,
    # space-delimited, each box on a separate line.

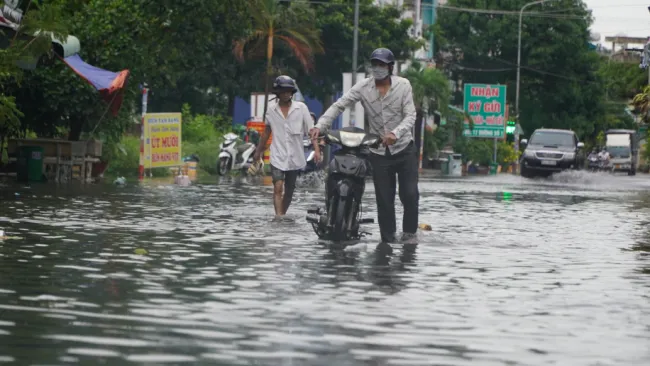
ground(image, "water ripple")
xmin=1 ymin=173 xmax=649 ymax=365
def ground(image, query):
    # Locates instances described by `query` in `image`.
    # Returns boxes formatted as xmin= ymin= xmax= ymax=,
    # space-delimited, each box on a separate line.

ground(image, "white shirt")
xmin=315 ymin=76 xmax=417 ymax=155
xmin=265 ymin=100 xmax=314 ymax=171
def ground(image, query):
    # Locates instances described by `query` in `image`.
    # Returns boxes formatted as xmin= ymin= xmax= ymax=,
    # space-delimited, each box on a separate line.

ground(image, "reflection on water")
xmin=1 ymin=170 xmax=649 ymax=365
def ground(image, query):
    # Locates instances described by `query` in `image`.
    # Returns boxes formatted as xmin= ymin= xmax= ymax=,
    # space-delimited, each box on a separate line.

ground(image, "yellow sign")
xmin=144 ymin=113 xmax=182 ymax=168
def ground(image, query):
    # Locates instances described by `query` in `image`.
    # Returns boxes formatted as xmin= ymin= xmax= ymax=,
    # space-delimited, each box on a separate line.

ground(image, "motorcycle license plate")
xmin=541 ymin=160 xmax=557 ymax=166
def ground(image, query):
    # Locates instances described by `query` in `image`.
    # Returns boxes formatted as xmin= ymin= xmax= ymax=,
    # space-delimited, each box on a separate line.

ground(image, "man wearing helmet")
xmin=254 ymin=75 xmax=321 ymax=219
xmin=309 ymin=48 xmax=419 ymax=246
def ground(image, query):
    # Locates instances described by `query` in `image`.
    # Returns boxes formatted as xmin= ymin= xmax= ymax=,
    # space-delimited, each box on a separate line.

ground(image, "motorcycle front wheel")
xmin=333 ymin=196 xmax=357 ymax=241
xmin=217 ymin=157 xmax=231 ymax=176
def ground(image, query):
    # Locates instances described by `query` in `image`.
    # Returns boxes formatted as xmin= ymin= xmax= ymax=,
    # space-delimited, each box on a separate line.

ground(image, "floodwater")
xmin=0 ymin=171 xmax=649 ymax=365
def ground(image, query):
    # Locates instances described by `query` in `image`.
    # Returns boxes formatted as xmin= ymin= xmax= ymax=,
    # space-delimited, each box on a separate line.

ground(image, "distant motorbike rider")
xmin=597 ymin=147 xmax=610 ymax=169
xmin=587 ymin=148 xmax=598 ymax=161
xmin=254 ymin=75 xmax=321 ymax=219
xmin=598 ymin=147 xmax=610 ymax=161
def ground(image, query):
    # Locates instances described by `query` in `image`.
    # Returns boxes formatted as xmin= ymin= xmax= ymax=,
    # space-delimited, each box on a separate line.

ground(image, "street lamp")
xmin=515 ymin=0 xmax=553 ymax=174
xmin=350 ymin=0 xmax=360 ymax=128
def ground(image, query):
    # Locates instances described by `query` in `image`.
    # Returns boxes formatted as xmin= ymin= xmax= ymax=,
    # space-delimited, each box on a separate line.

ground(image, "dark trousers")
xmin=368 ymin=142 xmax=419 ymax=241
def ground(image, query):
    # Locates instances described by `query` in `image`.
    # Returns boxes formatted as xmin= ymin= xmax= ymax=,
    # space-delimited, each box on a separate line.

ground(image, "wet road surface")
xmin=0 ymin=171 xmax=649 ymax=365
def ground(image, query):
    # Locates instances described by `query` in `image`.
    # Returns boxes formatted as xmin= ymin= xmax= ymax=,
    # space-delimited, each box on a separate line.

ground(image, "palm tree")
xmin=233 ymin=0 xmax=323 ymax=122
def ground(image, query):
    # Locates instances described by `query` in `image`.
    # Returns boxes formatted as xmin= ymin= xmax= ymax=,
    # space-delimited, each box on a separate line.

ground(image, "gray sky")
xmin=585 ymin=1 xmax=648 ymax=42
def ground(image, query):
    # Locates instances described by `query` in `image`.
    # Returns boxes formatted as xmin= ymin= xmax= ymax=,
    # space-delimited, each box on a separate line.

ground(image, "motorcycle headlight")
xmin=339 ymin=131 xmax=365 ymax=147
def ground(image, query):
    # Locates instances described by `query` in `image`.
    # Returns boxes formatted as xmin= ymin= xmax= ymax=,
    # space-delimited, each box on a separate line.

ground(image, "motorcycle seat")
xmin=237 ymin=143 xmax=254 ymax=153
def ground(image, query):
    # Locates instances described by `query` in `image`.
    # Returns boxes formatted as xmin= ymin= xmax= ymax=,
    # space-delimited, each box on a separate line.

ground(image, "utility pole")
xmin=138 ymin=83 xmax=149 ymax=181
xmin=350 ymin=0 xmax=360 ymax=128
xmin=516 ymin=0 xmax=549 ymax=175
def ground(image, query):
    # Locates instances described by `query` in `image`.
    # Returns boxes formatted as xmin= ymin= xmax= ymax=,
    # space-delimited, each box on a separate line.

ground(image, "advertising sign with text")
xmin=144 ymin=113 xmax=182 ymax=168
xmin=463 ymin=84 xmax=507 ymax=138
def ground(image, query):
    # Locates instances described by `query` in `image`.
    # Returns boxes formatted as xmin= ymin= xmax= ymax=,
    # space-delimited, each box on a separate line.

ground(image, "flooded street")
xmin=1 ymin=172 xmax=649 ymax=365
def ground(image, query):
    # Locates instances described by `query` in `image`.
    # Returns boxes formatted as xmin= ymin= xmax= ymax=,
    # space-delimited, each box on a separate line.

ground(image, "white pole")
xmin=138 ymin=84 xmax=148 ymax=181
xmin=350 ymin=0 xmax=360 ymax=128
xmin=515 ymin=0 xmax=549 ymax=175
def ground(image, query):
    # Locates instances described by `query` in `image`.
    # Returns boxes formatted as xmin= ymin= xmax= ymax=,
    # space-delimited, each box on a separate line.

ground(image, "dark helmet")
xmin=370 ymin=48 xmax=395 ymax=65
xmin=273 ymin=75 xmax=297 ymax=93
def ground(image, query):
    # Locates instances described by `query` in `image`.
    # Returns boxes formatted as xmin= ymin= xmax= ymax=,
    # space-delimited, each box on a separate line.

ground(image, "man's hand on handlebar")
xmin=309 ymin=127 xmax=320 ymax=141
xmin=382 ymin=132 xmax=397 ymax=146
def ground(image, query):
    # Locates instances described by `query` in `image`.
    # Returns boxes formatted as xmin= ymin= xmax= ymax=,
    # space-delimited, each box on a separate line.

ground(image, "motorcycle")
xmin=587 ymin=155 xmax=600 ymax=172
xmin=306 ymin=127 xmax=381 ymax=241
xmin=217 ymin=132 xmax=257 ymax=176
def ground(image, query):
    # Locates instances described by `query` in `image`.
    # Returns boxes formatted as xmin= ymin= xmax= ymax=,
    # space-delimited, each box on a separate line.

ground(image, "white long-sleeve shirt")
xmin=315 ymin=75 xmax=417 ymax=155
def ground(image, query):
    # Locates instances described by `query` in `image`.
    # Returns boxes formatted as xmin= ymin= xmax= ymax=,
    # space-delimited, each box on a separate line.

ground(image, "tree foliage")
xmin=5 ymin=0 xmax=253 ymax=143
xmin=291 ymin=0 xmax=423 ymax=102
xmin=599 ymin=60 xmax=647 ymax=102
xmin=6 ymin=0 xmax=634 ymax=165
xmin=437 ymin=0 xmax=620 ymax=143
xmin=0 ymin=1 xmax=68 ymax=149
xmin=234 ymin=0 xmax=323 ymax=123
xmin=1 ymin=0 xmax=422 ymax=148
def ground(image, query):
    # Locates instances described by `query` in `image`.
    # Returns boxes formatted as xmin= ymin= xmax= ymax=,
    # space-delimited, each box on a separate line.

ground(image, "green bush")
xmin=643 ymin=134 xmax=650 ymax=163
xmin=181 ymin=103 xmax=229 ymax=175
xmin=451 ymin=139 xmax=517 ymax=166
xmin=183 ymin=140 xmax=221 ymax=175
xmin=496 ymin=141 xmax=519 ymax=166
xmin=104 ymin=135 xmax=140 ymax=177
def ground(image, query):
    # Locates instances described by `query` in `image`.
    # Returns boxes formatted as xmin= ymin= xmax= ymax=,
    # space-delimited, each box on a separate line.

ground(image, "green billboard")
xmin=463 ymin=84 xmax=507 ymax=138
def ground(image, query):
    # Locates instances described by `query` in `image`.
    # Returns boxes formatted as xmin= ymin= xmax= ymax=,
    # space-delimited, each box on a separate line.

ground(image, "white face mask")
xmin=371 ymin=66 xmax=389 ymax=80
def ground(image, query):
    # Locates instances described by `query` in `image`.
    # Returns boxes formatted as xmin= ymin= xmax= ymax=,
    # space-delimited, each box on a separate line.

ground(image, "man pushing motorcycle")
xmin=309 ymin=48 xmax=419 ymax=246
xmin=253 ymin=75 xmax=321 ymax=219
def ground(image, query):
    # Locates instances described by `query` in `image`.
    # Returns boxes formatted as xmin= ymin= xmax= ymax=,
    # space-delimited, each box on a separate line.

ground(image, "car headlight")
xmin=523 ymin=150 xmax=535 ymax=158
xmin=564 ymin=152 xmax=575 ymax=160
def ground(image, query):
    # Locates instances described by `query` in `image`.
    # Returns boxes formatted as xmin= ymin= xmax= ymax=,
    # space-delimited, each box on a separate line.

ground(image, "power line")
xmin=276 ymin=1 xmax=644 ymax=20
xmin=432 ymin=4 xmax=584 ymax=17
xmin=451 ymin=64 xmax=515 ymax=72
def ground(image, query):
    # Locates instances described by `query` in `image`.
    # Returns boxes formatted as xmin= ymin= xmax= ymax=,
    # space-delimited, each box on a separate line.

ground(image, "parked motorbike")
xmin=217 ymin=132 xmax=257 ymax=176
xmin=306 ymin=127 xmax=381 ymax=242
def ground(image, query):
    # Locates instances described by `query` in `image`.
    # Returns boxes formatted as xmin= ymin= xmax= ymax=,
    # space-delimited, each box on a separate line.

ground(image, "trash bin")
xmin=16 ymin=146 xmax=44 ymax=183
xmin=440 ymin=159 xmax=449 ymax=175
xmin=489 ymin=163 xmax=498 ymax=175
xmin=449 ymin=154 xmax=463 ymax=177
